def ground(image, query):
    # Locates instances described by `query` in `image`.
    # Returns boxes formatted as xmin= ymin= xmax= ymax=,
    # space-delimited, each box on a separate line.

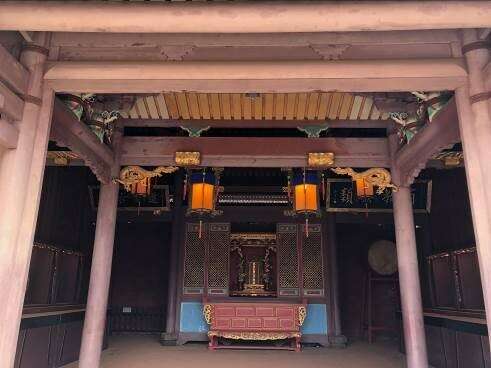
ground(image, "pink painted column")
xmin=392 ymin=186 xmax=428 ymax=368
xmin=79 ymin=129 xmax=122 ymax=368
xmin=455 ymin=30 xmax=491 ymax=351
xmin=0 ymin=33 xmax=54 ymax=368
xmin=389 ymin=133 xmax=428 ymax=368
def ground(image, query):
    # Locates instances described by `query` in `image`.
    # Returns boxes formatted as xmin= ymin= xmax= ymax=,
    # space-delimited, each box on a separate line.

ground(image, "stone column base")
xmin=160 ymin=332 xmax=178 ymax=346
xmin=329 ymin=334 xmax=348 ymax=348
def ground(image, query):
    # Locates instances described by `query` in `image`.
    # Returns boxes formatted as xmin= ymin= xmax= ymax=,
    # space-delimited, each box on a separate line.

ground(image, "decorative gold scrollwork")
xmin=175 ymin=151 xmax=201 ymax=166
xmin=203 ymin=304 xmax=213 ymax=325
xmin=114 ymin=165 xmax=178 ymax=192
xmin=208 ymin=331 xmax=300 ymax=340
xmin=298 ymin=306 xmax=307 ymax=326
xmin=331 ymin=167 xmax=397 ymax=194
xmin=308 ymin=152 xmax=334 ymax=167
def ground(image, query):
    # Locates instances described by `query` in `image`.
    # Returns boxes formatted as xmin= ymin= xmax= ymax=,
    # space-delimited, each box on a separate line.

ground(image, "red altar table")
xmin=203 ymin=302 xmax=306 ymax=351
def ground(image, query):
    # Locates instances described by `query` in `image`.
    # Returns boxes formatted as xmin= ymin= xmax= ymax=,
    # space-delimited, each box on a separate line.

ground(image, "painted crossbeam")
xmin=121 ymin=136 xmax=390 ymax=168
xmin=0 ymin=1 xmax=489 ymax=33
xmin=50 ymin=98 xmax=115 ymax=183
xmin=121 ymin=118 xmax=392 ymax=130
xmin=394 ymin=98 xmax=460 ymax=186
xmin=0 ymin=44 xmax=29 ymax=94
xmin=43 ymin=59 xmax=467 ymax=93
xmin=0 ymin=118 xmax=19 ymax=149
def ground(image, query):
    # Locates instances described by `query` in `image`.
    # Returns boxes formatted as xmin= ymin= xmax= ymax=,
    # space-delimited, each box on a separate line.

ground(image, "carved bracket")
xmin=395 ymin=97 xmax=460 ymax=186
xmin=297 ymin=125 xmax=329 ymax=138
xmin=115 ymin=165 xmax=179 ymax=192
xmin=331 ymin=167 xmax=397 ymax=194
xmin=180 ymin=125 xmax=210 ymax=137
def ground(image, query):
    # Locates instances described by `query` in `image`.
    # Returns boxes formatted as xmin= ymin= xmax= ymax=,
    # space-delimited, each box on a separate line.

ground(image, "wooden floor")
xmin=63 ymin=335 xmax=407 ymax=368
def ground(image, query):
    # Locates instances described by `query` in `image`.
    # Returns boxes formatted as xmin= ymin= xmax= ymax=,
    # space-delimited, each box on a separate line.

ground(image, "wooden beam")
xmin=0 ymin=80 xmax=24 ymax=121
xmin=0 ymin=2 xmax=490 ymax=33
xmin=394 ymin=98 xmax=460 ymax=186
xmin=0 ymin=118 xmax=18 ymax=149
xmin=44 ymin=59 xmax=467 ymax=93
xmin=51 ymin=30 xmax=460 ymax=48
xmin=0 ymin=44 xmax=29 ymax=94
xmin=121 ymin=136 xmax=390 ymax=168
xmin=121 ymin=118 xmax=392 ymax=130
xmin=50 ymin=98 xmax=115 ymax=183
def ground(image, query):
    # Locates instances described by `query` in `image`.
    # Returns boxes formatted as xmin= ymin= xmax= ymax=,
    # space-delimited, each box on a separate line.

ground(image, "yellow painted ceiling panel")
xmin=127 ymin=92 xmax=390 ymax=124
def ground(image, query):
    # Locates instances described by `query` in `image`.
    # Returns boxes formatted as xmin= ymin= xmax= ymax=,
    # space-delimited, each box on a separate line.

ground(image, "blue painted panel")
xmin=301 ymin=304 xmax=328 ymax=335
xmin=180 ymin=302 xmax=209 ymax=333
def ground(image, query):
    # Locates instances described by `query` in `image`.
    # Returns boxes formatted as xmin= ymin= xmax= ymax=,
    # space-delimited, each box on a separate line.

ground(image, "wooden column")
xmin=392 ymin=187 xmax=428 ymax=368
xmin=454 ymin=30 xmax=491 ymax=347
xmin=0 ymin=33 xmax=54 ymax=368
xmin=326 ymin=213 xmax=346 ymax=346
xmin=162 ymin=170 xmax=183 ymax=345
xmin=389 ymin=134 xmax=428 ymax=368
xmin=78 ymin=129 xmax=122 ymax=368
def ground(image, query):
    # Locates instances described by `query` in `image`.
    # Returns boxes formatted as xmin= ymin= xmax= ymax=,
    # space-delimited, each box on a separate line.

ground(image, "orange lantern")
xmin=292 ymin=170 xmax=319 ymax=237
xmin=130 ymin=177 xmax=152 ymax=197
xmin=189 ymin=171 xmax=216 ymax=214
xmin=188 ymin=170 xmax=218 ymax=238
xmin=355 ymin=178 xmax=374 ymax=197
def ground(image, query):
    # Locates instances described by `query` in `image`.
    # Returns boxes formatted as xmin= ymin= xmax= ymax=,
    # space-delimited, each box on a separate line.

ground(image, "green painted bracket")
xmin=297 ymin=124 xmax=329 ymax=138
xmin=180 ymin=126 xmax=211 ymax=137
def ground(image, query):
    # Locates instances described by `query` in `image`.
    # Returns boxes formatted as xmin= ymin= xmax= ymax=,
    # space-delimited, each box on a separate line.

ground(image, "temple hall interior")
xmin=0 ymin=2 xmax=490 ymax=368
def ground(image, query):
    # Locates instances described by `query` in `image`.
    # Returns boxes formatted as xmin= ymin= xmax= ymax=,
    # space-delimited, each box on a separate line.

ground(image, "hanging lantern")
xmin=355 ymin=178 xmax=374 ymax=198
xmin=189 ymin=170 xmax=216 ymax=214
xmin=130 ymin=177 xmax=152 ymax=197
xmin=187 ymin=169 xmax=220 ymax=238
xmin=291 ymin=169 xmax=319 ymax=237
xmin=292 ymin=169 xmax=319 ymax=214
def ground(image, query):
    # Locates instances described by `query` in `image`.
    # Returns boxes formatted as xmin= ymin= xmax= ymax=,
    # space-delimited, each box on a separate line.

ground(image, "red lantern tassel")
xmin=321 ymin=173 xmax=325 ymax=201
xmin=199 ymin=219 xmax=203 ymax=239
xmin=183 ymin=172 xmax=188 ymax=201
xmin=305 ymin=217 xmax=309 ymax=238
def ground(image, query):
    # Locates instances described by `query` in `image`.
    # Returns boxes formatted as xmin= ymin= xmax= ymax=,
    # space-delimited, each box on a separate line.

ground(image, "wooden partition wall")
xmin=415 ymin=247 xmax=490 ymax=368
xmin=15 ymin=243 xmax=88 ymax=368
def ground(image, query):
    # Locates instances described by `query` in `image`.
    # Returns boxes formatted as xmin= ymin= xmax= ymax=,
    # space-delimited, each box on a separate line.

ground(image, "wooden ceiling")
xmin=121 ymin=92 xmax=390 ymax=121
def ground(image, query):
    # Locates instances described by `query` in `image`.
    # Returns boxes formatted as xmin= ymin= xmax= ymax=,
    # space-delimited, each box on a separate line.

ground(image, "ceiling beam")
xmin=50 ymin=98 xmax=115 ymax=183
xmin=121 ymin=136 xmax=390 ymax=168
xmin=0 ymin=1 xmax=489 ymax=33
xmin=50 ymin=30 xmax=460 ymax=48
xmin=121 ymin=118 xmax=392 ymax=130
xmin=0 ymin=118 xmax=19 ymax=149
xmin=395 ymin=98 xmax=460 ymax=186
xmin=44 ymin=59 xmax=467 ymax=93
xmin=0 ymin=43 xmax=29 ymax=94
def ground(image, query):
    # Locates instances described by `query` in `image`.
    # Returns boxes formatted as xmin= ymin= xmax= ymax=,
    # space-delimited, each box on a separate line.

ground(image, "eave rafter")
xmin=394 ymin=97 xmax=461 ymax=186
xmin=50 ymin=98 xmax=115 ymax=183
